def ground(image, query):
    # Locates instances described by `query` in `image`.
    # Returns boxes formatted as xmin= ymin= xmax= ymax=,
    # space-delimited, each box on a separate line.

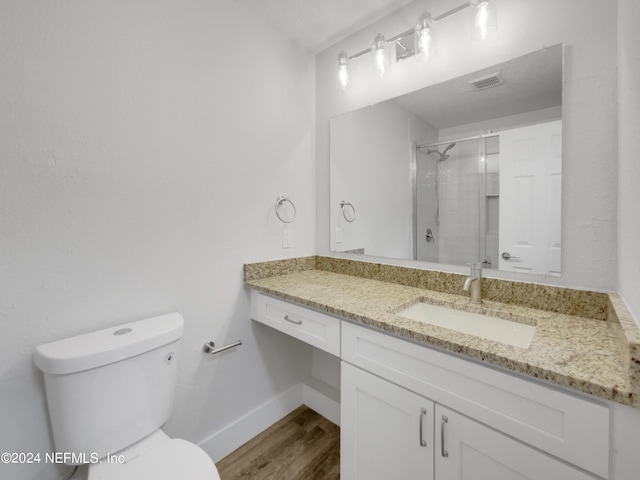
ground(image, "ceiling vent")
xmin=468 ymin=72 xmax=505 ymax=90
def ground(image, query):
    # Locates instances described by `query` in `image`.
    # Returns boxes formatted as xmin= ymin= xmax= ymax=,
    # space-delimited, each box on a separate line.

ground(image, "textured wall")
xmin=0 ymin=1 xmax=316 ymax=479
xmin=316 ymin=0 xmax=618 ymax=291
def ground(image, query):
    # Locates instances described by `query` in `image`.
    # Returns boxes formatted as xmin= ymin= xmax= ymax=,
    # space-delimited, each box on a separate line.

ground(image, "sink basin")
xmin=397 ymin=302 xmax=535 ymax=348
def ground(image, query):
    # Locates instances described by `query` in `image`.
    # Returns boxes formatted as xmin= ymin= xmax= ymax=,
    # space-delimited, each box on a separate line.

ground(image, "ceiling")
xmin=393 ymin=45 xmax=563 ymax=129
xmin=234 ymin=0 xmax=414 ymax=53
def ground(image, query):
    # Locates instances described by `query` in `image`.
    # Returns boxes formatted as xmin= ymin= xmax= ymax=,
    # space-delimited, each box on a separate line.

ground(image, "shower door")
xmin=415 ymin=138 xmax=490 ymax=266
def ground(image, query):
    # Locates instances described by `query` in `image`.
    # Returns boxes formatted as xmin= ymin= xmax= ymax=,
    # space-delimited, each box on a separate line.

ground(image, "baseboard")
xmin=198 ymin=383 xmax=304 ymax=462
xmin=303 ymin=377 xmax=341 ymax=426
xmin=198 ymin=378 xmax=341 ymax=463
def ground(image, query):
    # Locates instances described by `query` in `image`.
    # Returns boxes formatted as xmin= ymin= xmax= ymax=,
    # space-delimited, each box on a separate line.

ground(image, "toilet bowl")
xmin=79 ymin=431 xmax=220 ymax=480
xmin=34 ymin=313 xmax=221 ymax=480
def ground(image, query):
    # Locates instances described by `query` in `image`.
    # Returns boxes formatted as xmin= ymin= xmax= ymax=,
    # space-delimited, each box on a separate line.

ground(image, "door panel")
xmin=341 ymin=362 xmax=434 ymax=480
xmin=499 ymin=120 xmax=562 ymax=275
xmin=435 ymin=405 xmax=595 ymax=480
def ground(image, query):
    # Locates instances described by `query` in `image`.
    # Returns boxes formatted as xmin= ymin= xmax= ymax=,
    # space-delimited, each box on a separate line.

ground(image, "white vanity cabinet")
xmin=342 ymin=363 xmax=598 ymax=480
xmin=249 ymin=292 xmax=612 ymax=479
xmin=341 ymin=321 xmax=610 ymax=479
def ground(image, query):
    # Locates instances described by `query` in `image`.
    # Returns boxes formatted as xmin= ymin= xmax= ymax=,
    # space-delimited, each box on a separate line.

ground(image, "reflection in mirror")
xmin=330 ymin=44 xmax=563 ymax=276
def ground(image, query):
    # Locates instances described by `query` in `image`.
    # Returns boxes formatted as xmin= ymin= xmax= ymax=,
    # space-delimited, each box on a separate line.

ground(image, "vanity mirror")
xmin=330 ymin=44 xmax=563 ymax=276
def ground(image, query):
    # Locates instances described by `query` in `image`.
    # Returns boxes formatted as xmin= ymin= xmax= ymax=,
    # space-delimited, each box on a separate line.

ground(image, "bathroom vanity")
xmin=246 ymin=257 xmax=640 ymax=480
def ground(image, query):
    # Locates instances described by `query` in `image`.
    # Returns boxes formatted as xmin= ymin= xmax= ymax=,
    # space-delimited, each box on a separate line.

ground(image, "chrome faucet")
xmin=463 ymin=263 xmax=482 ymax=304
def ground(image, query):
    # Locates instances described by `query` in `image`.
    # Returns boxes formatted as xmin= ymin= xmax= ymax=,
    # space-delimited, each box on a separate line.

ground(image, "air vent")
xmin=469 ymin=72 xmax=504 ymax=90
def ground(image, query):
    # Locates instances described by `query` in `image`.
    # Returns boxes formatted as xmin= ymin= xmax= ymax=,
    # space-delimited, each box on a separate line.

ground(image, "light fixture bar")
xmin=343 ymin=1 xmax=471 ymax=63
xmin=433 ymin=1 xmax=473 ymax=22
xmin=393 ymin=1 xmax=471 ymax=60
xmin=338 ymin=0 xmax=495 ymax=89
xmin=388 ymin=2 xmax=470 ymax=44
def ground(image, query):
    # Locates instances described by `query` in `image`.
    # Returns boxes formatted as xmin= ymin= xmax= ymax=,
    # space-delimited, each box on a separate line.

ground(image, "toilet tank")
xmin=34 ymin=313 xmax=184 ymax=463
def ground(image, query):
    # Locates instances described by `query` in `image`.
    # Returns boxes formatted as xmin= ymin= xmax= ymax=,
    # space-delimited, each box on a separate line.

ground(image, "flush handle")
xmin=501 ymin=252 xmax=521 ymax=260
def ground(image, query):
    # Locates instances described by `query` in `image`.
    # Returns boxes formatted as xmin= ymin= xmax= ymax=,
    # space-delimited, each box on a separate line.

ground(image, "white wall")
xmin=0 ymin=1 xmax=316 ymax=479
xmin=316 ymin=0 xmax=618 ymax=291
xmin=617 ymin=0 xmax=640 ymax=323
xmin=330 ymin=100 xmax=435 ymax=258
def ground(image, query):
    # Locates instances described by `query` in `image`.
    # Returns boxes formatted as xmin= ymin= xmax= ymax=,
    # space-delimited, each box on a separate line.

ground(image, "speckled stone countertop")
xmin=245 ymin=256 xmax=640 ymax=409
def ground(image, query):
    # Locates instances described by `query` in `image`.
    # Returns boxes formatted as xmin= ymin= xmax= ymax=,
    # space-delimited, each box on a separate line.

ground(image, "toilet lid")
xmin=90 ymin=439 xmax=220 ymax=480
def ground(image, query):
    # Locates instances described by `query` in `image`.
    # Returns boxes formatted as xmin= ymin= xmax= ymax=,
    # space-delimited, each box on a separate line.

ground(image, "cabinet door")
xmin=341 ymin=362 xmax=434 ymax=480
xmin=435 ymin=405 xmax=596 ymax=480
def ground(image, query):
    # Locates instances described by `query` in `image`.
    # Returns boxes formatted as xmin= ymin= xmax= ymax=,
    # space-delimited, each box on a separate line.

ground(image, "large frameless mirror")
xmin=330 ymin=44 xmax=563 ymax=276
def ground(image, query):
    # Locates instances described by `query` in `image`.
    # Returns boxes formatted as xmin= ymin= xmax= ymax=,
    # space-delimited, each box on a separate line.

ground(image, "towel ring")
xmin=275 ymin=196 xmax=296 ymax=223
xmin=340 ymin=201 xmax=356 ymax=223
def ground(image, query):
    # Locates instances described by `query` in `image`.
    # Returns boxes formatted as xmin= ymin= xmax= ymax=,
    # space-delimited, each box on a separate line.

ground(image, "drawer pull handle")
xmin=284 ymin=315 xmax=302 ymax=325
xmin=441 ymin=415 xmax=449 ymax=458
xmin=419 ymin=408 xmax=427 ymax=447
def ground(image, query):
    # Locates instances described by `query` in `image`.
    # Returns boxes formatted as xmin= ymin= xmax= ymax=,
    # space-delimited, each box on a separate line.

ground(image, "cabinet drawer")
xmin=251 ymin=291 xmax=340 ymax=356
xmin=342 ymin=321 xmax=609 ymax=478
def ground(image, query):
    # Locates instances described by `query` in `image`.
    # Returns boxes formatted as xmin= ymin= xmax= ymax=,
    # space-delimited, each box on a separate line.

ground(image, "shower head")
xmin=426 ymin=142 xmax=455 ymax=162
xmin=442 ymin=142 xmax=456 ymax=155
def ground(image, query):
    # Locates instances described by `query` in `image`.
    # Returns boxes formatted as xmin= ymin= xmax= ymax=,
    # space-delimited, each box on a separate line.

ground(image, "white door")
xmin=435 ymin=405 xmax=594 ymax=480
xmin=499 ymin=120 xmax=562 ymax=275
xmin=341 ymin=362 xmax=434 ymax=480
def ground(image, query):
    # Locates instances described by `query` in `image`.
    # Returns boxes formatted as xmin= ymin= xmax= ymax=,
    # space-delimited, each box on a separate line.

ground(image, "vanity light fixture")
xmin=336 ymin=1 xmax=497 ymax=88
xmin=470 ymin=0 xmax=498 ymax=40
xmin=371 ymin=33 xmax=390 ymax=77
xmin=415 ymin=12 xmax=437 ymax=61
xmin=337 ymin=50 xmax=351 ymax=90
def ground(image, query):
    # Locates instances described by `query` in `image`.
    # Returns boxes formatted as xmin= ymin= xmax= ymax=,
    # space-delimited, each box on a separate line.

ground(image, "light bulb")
xmin=337 ymin=51 xmax=351 ymax=90
xmin=470 ymin=0 xmax=497 ymax=40
xmin=415 ymin=12 xmax=437 ymax=61
xmin=476 ymin=2 xmax=489 ymax=39
xmin=370 ymin=34 xmax=389 ymax=77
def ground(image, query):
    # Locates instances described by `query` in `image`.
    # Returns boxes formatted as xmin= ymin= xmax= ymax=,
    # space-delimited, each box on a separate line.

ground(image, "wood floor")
xmin=217 ymin=405 xmax=340 ymax=480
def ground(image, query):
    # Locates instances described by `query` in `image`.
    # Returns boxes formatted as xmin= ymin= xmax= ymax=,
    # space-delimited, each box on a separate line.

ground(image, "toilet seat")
xmin=86 ymin=432 xmax=220 ymax=480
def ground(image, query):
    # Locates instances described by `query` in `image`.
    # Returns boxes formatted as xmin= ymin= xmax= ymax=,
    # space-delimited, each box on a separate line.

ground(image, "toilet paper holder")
xmin=202 ymin=340 xmax=242 ymax=356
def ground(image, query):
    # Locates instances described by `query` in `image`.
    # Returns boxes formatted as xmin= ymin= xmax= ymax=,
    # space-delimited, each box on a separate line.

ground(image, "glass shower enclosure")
xmin=414 ymin=135 xmax=499 ymax=268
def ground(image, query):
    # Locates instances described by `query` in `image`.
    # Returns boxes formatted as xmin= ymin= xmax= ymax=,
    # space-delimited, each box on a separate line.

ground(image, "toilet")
xmin=34 ymin=313 xmax=221 ymax=480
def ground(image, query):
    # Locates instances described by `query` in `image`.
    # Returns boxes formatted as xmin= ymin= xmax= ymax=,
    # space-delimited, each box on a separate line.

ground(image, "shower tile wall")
xmin=439 ymin=139 xmax=481 ymax=265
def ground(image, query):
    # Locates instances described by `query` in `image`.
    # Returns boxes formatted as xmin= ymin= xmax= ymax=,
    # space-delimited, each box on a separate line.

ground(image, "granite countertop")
xmin=245 ymin=257 xmax=640 ymax=409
